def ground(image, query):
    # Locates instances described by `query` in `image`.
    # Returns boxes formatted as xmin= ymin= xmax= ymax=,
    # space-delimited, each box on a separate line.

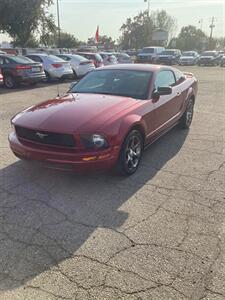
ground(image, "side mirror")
xmin=152 ymin=86 xmax=172 ymax=100
xmin=158 ymin=86 xmax=172 ymax=95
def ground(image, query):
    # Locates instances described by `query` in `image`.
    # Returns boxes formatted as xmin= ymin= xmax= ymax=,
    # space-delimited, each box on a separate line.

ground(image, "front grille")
xmin=15 ymin=126 xmax=75 ymax=148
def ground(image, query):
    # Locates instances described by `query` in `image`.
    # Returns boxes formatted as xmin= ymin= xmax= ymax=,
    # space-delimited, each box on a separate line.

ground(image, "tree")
xmin=40 ymin=31 xmax=81 ymax=48
xmin=151 ymin=10 xmax=176 ymax=39
xmin=119 ymin=10 xmax=176 ymax=50
xmin=176 ymin=25 xmax=208 ymax=51
xmin=0 ymin=0 xmax=54 ymax=47
xmin=57 ymin=32 xmax=81 ymax=48
xmin=87 ymin=35 xmax=115 ymax=49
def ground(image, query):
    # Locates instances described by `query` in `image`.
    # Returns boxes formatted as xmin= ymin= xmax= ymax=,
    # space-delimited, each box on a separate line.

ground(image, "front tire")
xmin=116 ymin=130 xmax=143 ymax=176
xmin=180 ymin=98 xmax=195 ymax=129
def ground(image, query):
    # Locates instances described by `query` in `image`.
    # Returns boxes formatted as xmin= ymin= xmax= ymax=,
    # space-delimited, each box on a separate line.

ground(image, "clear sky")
xmin=0 ymin=0 xmax=225 ymax=42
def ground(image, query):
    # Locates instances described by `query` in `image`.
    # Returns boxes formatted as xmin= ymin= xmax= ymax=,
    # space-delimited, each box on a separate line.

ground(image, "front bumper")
xmin=157 ymin=58 xmax=174 ymax=65
xmin=179 ymin=60 xmax=195 ymax=65
xmin=198 ymin=59 xmax=215 ymax=65
xmin=9 ymin=132 xmax=120 ymax=172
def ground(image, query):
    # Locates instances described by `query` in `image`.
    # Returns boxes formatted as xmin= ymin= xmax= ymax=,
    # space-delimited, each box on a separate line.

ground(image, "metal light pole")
xmin=144 ymin=0 xmax=150 ymax=17
xmin=57 ymin=0 xmax=61 ymax=48
xmin=209 ymin=16 xmax=215 ymax=50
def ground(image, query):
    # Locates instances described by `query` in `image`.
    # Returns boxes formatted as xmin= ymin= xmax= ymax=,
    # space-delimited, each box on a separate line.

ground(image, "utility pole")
xmin=144 ymin=0 xmax=150 ymax=17
xmin=209 ymin=17 xmax=215 ymax=39
xmin=209 ymin=17 xmax=215 ymax=50
xmin=199 ymin=19 xmax=203 ymax=31
xmin=57 ymin=0 xmax=61 ymax=49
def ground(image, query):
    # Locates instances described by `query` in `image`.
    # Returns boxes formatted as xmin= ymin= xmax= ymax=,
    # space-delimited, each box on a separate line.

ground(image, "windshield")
xmin=71 ymin=69 xmax=153 ymax=100
xmin=142 ymin=48 xmax=154 ymax=53
xmin=10 ymin=56 xmax=34 ymax=63
xmin=182 ymin=52 xmax=195 ymax=57
xmin=47 ymin=55 xmax=66 ymax=62
xmin=161 ymin=50 xmax=176 ymax=55
xmin=201 ymin=52 xmax=216 ymax=57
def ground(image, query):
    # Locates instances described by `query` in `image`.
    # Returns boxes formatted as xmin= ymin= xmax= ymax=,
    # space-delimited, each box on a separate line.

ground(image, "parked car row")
xmin=136 ymin=46 xmax=224 ymax=66
xmin=0 ymin=51 xmax=136 ymax=88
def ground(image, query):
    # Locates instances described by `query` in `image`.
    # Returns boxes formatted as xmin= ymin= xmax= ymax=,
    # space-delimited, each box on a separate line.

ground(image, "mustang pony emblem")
xmin=35 ymin=132 xmax=48 ymax=139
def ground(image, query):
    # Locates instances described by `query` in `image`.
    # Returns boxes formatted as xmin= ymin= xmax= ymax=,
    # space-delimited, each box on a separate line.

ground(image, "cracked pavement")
xmin=0 ymin=66 xmax=225 ymax=299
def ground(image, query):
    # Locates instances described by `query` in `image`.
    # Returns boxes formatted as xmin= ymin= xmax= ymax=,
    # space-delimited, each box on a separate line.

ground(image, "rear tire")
xmin=4 ymin=75 xmax=17 ymax=89
xmin=116 ymin=130 xmax=143 ymax=176
xmin=44 ymin=71 xmax=51 ymax=83
xmin=180 ymin=98 xmax=195 ymax=129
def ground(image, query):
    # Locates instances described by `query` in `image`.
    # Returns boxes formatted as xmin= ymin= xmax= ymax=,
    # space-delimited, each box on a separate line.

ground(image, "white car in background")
xmin=56 ymin=54 xmax=95 ymax=78
xmin=99 ymin=52 xmax=118 ymax=65
xmin=113 ymin=53 xmax=133 ymax=64
xmin=26 ymin=53 xmax=73 ymax=81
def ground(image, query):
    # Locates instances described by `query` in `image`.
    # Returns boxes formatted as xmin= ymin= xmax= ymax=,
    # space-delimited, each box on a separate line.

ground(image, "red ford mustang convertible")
xmin=9 ymin=64 xmax=198 ymax=175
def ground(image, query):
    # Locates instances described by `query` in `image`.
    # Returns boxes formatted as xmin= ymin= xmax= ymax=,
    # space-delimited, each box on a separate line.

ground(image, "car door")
xmin=0 ymin=56 xmax=13 ymax=75
xmin=150 ymin=69 xmax=182 ymax=134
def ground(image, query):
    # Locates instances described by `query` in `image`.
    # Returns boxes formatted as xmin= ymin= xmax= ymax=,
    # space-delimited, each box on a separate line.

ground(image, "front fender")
xmin=117 ymin=114 xmax=147 ymax=145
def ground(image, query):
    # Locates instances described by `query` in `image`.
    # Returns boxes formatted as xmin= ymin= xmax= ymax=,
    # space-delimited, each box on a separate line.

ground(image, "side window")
xmin=174 ymin=69 xmax=185 ymax=84
xmin=155 ymin=71 xmax=176 ymax=89
xmin=4 ymin=58 xmax=11 ymax=64
xmin=30 ymin=56 xmax=43 ymax=63
xmin=0 ymin=57 xmax=4 ymax=65
xmin=61 ymin=55 xmax=70 ymax=61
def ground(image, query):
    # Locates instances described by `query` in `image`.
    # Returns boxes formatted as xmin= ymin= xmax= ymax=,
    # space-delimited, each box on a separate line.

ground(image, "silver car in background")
xmin=56 ymin=54 xmax=95 ymax=78
xmin=99 ymin=52 xmax=118 ymax=65
xmin=179 ymin=51 xmax=199 ymax=65
xmin=113 ymin=53 xmax=133 ymax=64
xmin=26 ymin=53 xmax=73 ymax=81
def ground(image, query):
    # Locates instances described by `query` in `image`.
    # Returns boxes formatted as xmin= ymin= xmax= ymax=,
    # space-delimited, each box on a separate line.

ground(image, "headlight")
xmin=80 ymin=134 xmax=108 ymax=149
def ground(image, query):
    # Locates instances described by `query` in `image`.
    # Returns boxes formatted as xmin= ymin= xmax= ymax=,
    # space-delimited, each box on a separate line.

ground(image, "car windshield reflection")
xmin=71 ymin=69 xmax=153 ymax=100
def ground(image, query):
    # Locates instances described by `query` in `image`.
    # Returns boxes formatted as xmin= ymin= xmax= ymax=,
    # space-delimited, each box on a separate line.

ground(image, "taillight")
xmin=52 ymin=63 xmax=62 ymax=68
xmin=16 ymin=65 xmax=32 ymax=70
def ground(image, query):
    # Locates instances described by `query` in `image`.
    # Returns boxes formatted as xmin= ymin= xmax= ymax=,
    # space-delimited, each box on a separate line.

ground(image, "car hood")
xmin=180 ymin=56 xmax=195 ymax=60
xmin=14 ymin=93 xmax=139 ymax=133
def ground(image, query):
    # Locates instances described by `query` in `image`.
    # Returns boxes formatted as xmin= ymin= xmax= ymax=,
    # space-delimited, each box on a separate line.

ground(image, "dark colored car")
xmin=76 ymin=52 xmax=104 ymax=68
xmin=198 ymin=51 xmax=221 ymax=66
xmin=221 ymin=56 xmax=225 ymax=67
xmin=0 ymin=55 xmax=45 ymax=88
xmin=157 ymin=49 xmax=182 ymax=65
xmin=9 ymin=64 xmax=198 ymax=175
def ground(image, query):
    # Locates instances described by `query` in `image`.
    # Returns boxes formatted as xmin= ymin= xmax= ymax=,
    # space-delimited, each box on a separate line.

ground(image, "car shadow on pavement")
xmin=0 ymin=126 xmax=188 ymax=291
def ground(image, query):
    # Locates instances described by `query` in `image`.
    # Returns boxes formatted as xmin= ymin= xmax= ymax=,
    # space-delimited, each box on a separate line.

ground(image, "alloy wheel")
xmin=125 ymin=135 xmax=142 ymax=173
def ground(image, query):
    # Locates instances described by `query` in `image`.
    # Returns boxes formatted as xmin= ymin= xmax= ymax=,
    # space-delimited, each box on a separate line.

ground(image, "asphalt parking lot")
xmin=0 ymin=66 xmax=225 ymax=300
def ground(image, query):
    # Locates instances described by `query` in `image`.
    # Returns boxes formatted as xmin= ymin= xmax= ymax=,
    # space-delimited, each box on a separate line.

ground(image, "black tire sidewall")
xmin=117 ymin=129 xmax=143 ymax=175
xmin=180 ymin=98 xmax=195 ymax=129
xmin=4 ymin=75 xmax=16 ymax=89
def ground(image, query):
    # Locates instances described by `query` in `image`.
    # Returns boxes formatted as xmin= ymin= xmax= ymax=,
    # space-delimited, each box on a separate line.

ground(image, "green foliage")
xmin=119 ymin=10 xmax=176 ymax=50
xmin=87 ymin=35 xmax=115 ymax=49
xmin=57 ymin=32 xmax=81 ymax=48
xmin=40 ymin=31 xmax=81 ymax=48
xmin=176 ymin=25 xmax=208 ymax=51
xmin=0 ymin=0 xmax=54 ymax=47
